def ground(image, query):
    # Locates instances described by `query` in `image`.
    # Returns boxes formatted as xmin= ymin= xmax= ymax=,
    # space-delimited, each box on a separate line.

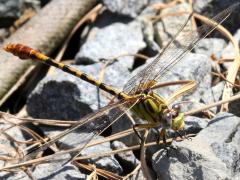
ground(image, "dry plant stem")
xmin=217 ymin=58 xmax=234 ymax=64
xmin=75 ymin=137 xmax=172 ymax=160
xmin=187 ymin=0 xmax=197 ymax=30
xmin=140 ymin=129 xmax=154 ymax=180
xmin=211 ymin=72 xmax=240 ymax=88
xmin=48 ymin=3 xmax=103 ymax=74
xmin=151 ymin=0 xmax=184 ymax=10
xmin=193 ymin=13 xmax=240 ymax=111
xmin=0 ymin=135 xmax=195 ymax=171
xmin=87 ymin=166 xmax=98 ymax=180
xmin=185 ymin=93 xmax=240 ymax=116
xmin=75 ymin=162 xmax=123 ymax=180
xmin=0 ymin=111 xmax=76 ymax=127
xmin=123 ymin=164 xmax=141 ymax=180
xmin=0 ymin=0 xmax=97 ymax=105
xmin=151 ymin=11 xmax=190 ymax=23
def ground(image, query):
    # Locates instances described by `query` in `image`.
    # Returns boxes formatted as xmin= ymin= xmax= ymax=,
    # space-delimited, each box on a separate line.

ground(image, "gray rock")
xmin=111 ymin=141 xmax=139 ymax=172
xmin=33 ymin=161 xmax=86 ymax=179
xmin=152 ymin=112 xmax=240 ymax=180
xmin=29 ymin=135 xmax=123 ymax=178
xmin=138 ymin=7 xmax=161 ymax=52
xmin=103 ymin=0 xmax=148 ymax=18
xmin=0 ymin=124 xmax=26 ymax=168
xmin=195 ymin=38 xmax=226 ymax=59
xmin=154 ymin=3 xmax=193 ymax=47
xmin=155 ymin=52 xmax=212 ymax=109
xmin=212 ymin=81 xmax=224 ymax=102
xmin=200 ymin=81 xmax=224 ymax=113
xmin=75 ymin=21 xmax=146 ymax=68
xmin=27 ymin=61 xmax=131 ymax=120
xmin=184 ymin=116 xmax=208 ymax=134
xmin=0 ymin=171 xmax=29 ymax=180
xmin=0 ymin=0 xmax=21 ymax=27
xmin=80 ymin=136 xmax=123 ymax=174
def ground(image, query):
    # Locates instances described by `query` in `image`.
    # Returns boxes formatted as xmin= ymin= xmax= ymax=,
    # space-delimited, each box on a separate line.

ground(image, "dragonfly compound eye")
xmin=172 ymin=104 xmax=181 ymax=112
xmin=171 ymin=104 xmax=181 ymax=118
xmin=162 ymin=112 xmax=172 ymax=128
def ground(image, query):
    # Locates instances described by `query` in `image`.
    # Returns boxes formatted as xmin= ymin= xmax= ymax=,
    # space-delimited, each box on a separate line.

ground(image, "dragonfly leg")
xmin=157 ymin=128 xmax=177 ymax=157
xmin=175 ymin=129 xmax=192 ymax=141
xmin=133 ymin=124 xmax=143 ymax=142
xmin=133 ymin=123 xmax=158 ymax=142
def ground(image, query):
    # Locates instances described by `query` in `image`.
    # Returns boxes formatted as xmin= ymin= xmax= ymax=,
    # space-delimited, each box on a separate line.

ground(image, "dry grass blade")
xmin=123 ymin=164 xmax=141 ymax=179
xmin=193 ymin=12 xmax=240 ymax=111
xmin=185 ymin=93 xmax=240 ymax=116
xmin=140 ymin=129 xmax=154 ymax=180
xmin=151 ymin=0 xmax=184 ymax=10
xmin=74 ymin=162 xmax=123 ymax=180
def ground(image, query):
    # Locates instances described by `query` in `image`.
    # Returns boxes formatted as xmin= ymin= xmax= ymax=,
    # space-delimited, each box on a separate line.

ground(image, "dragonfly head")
xmin=161 ymin=104 xmax=184 ymax=130
xmin=171 ymin=104 xmax=185 ymax=131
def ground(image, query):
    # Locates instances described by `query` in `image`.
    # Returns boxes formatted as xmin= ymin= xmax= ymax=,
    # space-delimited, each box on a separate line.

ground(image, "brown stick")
xmin=0 ymin=0 xmax=97 ymax=106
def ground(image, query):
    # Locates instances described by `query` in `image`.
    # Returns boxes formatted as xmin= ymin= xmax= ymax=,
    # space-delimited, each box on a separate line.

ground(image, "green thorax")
xmin=131 ymin=93 xmax=167 ymax=124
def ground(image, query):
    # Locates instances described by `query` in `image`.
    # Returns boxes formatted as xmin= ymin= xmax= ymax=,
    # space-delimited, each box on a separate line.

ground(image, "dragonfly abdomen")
xmin=4 ymin=43 xmax=129 ymax=99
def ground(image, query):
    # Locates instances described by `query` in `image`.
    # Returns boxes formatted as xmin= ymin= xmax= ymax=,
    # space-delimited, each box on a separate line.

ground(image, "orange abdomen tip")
xmin=4 ymin=43 xmax=35 ymax=60
xmin=4 ymin=43 xmax=48 ymax=61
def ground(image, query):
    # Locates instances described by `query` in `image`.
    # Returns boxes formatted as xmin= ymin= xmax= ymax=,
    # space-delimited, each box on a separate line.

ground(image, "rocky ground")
xmin=0 ymin=0 xmax=240 ymax=179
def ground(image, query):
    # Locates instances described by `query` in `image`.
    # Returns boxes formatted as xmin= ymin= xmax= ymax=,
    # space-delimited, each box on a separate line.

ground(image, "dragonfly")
xmin=3 ymin=2 xmax=239 ymax=168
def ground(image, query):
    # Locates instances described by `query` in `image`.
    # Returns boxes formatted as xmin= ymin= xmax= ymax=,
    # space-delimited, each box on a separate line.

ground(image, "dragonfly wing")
xmin=22 ymin=98 xmax=136 ymax=164
xmin=123 ymin=3 xmax=239 ymax=94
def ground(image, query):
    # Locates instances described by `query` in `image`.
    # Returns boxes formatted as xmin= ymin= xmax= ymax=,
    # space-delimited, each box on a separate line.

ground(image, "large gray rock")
xmin=0 ymin=171 xmax=29 ymax=180
xmin=184 ymin=116 xmax=208 ymax=134
xmin=80 ymin=136 xmax=123 ymax=174
xmin=111 ymin=141 xmax=139 ymax=172
xmin=152 ymin=112 xmax=240 ymax=180
xmin=75 ymin=21 xmax=146 ymax=68
xmin=211 ymin=81 xmax=225 ymax=102
xmin=138 ymin=6 xmax=161 ymax=52
xmin=30 ymin=135 xmax=122 ymax=178
xmin=103 ymin=0 xmax=148 ymax=18
xmin=195 ymin=38 xmax=226 ymax=59
xmin=33 ymin=162 xmax=86 ymax=179
xmin=27 ymin=61 xmax=131 ymax=120
xmin=0 ymin=123 xmax=26 ymax=168
xmin=155 ymin=3 xmax=193 ymax=47
xmin=155 ymin=52 xmax=212 ymax=105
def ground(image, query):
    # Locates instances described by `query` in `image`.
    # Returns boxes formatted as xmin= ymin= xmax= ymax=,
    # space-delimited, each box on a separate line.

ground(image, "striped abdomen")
xmin=4 ymin=43 xmax=129 ymax=99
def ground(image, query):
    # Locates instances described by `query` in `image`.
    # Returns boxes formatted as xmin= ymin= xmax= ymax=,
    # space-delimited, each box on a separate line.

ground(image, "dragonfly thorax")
xmin=131 ymin=92 xmax=185 ymax=131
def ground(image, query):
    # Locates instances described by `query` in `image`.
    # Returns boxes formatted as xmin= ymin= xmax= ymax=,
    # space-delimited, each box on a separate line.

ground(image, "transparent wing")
xmin=21 ymin=98 xmax=137 ymax=164
xmin=123 ymin=3 xmax=239 ymax=94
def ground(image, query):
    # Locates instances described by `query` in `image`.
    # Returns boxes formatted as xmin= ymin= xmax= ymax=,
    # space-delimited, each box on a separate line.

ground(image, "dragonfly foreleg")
xmin=132 ymin=123 xmax=158 ymax=142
